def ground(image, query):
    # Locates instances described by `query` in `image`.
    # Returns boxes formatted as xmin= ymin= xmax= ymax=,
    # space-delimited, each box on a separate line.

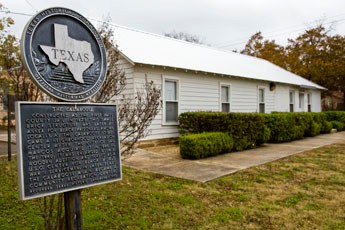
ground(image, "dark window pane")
xmin=259 ymin=103 xmax=265 ymax=113
xmin=166 ymin=102 xmax=178 ymax=122
xmin=222 ymin=103 xmax=230 ymax=112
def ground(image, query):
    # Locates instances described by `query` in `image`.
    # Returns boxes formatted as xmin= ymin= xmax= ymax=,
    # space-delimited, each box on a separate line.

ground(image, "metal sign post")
xmin=6 ymin=94 xmax=16 ymax=162
xmin=19 ymin=7 xmax=119 ymax=230
xmin=65 ymin=190 xmax=82 ymax=229
xmin=7 ymin=94 xmax=11 ymax=162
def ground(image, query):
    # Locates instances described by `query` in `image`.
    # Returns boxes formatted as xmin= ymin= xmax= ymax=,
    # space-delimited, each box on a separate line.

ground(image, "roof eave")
xmin=300 ymin=84 xmax=327 ymax=91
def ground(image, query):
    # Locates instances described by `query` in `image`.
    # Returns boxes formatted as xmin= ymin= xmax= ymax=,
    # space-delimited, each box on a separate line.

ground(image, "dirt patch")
xmin=143 ymin=144 xmax=181 ymax=159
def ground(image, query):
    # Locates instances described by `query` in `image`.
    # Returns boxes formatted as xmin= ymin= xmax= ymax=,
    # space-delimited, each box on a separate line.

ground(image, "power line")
xmin=2 ymin=9 xmax=345 ymax=51
xmin=24 ymin=0 xmax=37 ymax=12
xmin=0 ymin=9 xmax=146 ymax=34
xmin=214 ymin=14 xmax=345 ymax=49
xmin=0 ymin=9 xmax=33 ymax=17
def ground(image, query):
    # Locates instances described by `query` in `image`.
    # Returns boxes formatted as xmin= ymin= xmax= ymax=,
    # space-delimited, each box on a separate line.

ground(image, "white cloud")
xmin=1 ymin=0 xmax=345 ymax=51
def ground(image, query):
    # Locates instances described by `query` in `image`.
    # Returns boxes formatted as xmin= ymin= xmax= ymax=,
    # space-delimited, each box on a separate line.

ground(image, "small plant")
xmin=179 ymin=132 xmax=233 ymax=159
xmin=331 ymin=121 xmax=345 ymax=131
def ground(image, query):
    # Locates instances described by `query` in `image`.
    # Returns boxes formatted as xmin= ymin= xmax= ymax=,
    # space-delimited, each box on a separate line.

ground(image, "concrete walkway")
xmin=123 ymin=132 xmax=345 ymax=182
xmin=2 ymin=131 xmax=345 ymax=182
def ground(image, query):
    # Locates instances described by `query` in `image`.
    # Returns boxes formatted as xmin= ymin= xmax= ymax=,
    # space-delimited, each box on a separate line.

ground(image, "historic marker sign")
xmin=21 ymin=7 xmax=107 ymax=101
xmin=16 ymin=102 xmax=121 ymax=200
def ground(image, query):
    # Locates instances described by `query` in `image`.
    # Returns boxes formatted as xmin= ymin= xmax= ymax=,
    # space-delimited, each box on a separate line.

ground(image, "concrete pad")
xmin=146 ymin=161 xmax=238 ymax=183
xmin=3 ymin=130 xmax=345 ymax=182
xmin=123 ymin=132 xmax=345 ymax=183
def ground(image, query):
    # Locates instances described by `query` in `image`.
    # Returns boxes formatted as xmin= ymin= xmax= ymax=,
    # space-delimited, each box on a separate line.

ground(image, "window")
xmin=258 ymin=88 xmax=265 ymax=113
xmin=289 ymin=91 xmax=295 ymax=112
xmin=307 ymin=93 xmax=312 ymax=112
xmin=299 ymin=93 xmax=304 ymax=111
xmin=221 ymin=85 xmax=230 ymax=112
xmin=164 ymin=79 xmax=179 ymax=124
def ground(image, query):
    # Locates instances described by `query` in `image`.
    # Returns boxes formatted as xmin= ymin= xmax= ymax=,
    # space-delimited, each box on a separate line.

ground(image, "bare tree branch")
xmin=90 ymin=20 xmax=162 ymax=157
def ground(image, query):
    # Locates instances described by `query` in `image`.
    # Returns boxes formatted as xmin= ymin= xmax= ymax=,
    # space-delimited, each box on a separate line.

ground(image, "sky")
xmin=1 ymin=0 xmax=345 ymax=51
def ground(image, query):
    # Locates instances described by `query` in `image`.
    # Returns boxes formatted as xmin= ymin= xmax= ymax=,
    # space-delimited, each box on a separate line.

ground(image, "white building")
xmin=112 ymin=26 xmax=325 ymax=140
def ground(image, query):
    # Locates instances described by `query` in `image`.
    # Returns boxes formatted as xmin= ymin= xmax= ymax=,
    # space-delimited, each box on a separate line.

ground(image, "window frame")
xmin=299 ymin=92 xmax=304 ymax=111
xmin=289 ymin=90 xmax=295 ymax=112
xmin=162 ymin=76 xmax=180 ymax=125
xmin=220 ymin=83 xmax=231 ymax=112
xmin=258 ymin=87 xmax=265 ymax=113
xmin=307 ymin=93 xmax=312 ymax=112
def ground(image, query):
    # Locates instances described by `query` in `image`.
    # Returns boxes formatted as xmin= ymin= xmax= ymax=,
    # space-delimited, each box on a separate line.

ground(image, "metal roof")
xmin=113 ymin=26 xmax=325 ymax=90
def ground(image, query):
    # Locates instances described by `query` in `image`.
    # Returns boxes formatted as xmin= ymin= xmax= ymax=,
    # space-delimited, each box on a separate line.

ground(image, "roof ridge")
xmin=110 ymin=22 xmax=325 ymax=90
xmin=110 ymin=23 xmax=246 ymax=55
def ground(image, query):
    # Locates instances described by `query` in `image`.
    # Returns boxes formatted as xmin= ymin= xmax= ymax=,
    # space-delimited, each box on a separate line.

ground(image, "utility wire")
xmin=0 ymin=9 xmax=33 ymax=17
xmin=24 ymin=0 xmax=37 ymax=12
xmin=214 ymin=13 xmax=345 ymax=48
xmin=2 ymin=9 xmax=345 ymax=50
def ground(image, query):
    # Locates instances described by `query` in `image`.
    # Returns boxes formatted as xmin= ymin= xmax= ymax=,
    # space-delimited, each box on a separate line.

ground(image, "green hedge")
xmin=323 ymin=111 xmax=345 ymax=131
xmin=312 ymin=112 xmax=333 ymax=134
xmin=331 ymin=121 xmax=345 ymax=131
xmin=179 ymin=111 xmax=345 ymax=159
xmin=179 ymin=111 xmax=345 ymax=144
xmin=263 ymin=113 xmax=322 ymax=142
xmin=179 ymin=112 xmax=267 ymax=151
xmin=262 ymin=112 xmax=345 ymax=142
xmin=179 ymin=132 xmax=233 ymax=159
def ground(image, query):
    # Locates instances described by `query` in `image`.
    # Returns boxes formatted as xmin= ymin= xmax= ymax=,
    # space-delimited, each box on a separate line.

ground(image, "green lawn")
xmin=1 ymin=142 xmax=345 ymax=229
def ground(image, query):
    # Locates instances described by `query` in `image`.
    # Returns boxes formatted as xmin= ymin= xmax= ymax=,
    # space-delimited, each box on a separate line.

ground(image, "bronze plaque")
xmin=21 ymin=7 xmax=107 ymax=101
xmin=16 ymin=102 xmax=121 ymax=200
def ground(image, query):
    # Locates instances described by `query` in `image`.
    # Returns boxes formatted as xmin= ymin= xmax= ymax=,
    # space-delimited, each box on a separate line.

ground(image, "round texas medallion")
xmin=21 ymin=7 xmax=107 ymax=102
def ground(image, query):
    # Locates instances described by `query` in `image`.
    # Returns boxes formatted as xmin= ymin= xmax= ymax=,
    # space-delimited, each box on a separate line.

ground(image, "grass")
xmin=2 ymin=142 xmax=345 ymax=229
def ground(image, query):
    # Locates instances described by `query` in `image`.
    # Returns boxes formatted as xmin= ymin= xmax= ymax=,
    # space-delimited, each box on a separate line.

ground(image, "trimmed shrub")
xmin=179 ymin=112 xmax=266 ymax=151
xmin=324 ymin=111 xmax=345 ymax=124
xmin=293 ymin=125 xmax=305 ymax=140
xmin=263 ymin=113 xmax=299 ymax=142
xmin=178 ymin=111 xmax=344 ymax=154
xmin=308 ymin=122 xmax=321 ymax=137
xmin=331 ymin=121 xmax=345 ymax=131
xmin=323 ymin=111 xmax=345 ymax=131
xmin=264 ymin=112 xmax=331 ymax=142
xmin=260 ymin=125 xmax=271 ymax=145
xmin=179 ymin=132 xmax=234 ymax=159
xmin=321 ymin=121 xmax=333 ymax=133
xmin=312 ymin=112 xmax=332 ymax=134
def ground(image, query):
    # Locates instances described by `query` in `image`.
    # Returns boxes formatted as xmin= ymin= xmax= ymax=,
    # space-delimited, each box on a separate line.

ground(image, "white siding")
xmin=180 ymin=76 xmax=219 ymax=112
xmin=127 ymin=66 xmax=323 ymax=140
xmin=112 ymin=57 xmax=135 ymax=100
xmin=274 ymin=85 xmax=309 ymax=112
xmin=311 ymin=90 xmax=322 ymax=112
xmin=274 ymin=85 xmax=289 ymax=112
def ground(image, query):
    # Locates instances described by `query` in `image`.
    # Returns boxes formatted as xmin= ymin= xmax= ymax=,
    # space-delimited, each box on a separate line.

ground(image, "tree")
xmin=241 ymin=25 xmax=345 ymax=109
xmin=325 ymin=34 xmax=345 ymax=93
xmin=0 ymin=5 xmax=41 ymax=102
xmin=91 ymin=20 xmax=161 ymax=157
xmin=285 ymin=25 xmax=345 ymax=109
xmin=285 ymin=26 xmax=330 ymax=87
xmin=164 ymin=30 xmax=205 ymax=44
xmin=241 ymin=31 xmax=287 ymax=69
xmin=241 ymin=32 xmax=264 ymax=57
